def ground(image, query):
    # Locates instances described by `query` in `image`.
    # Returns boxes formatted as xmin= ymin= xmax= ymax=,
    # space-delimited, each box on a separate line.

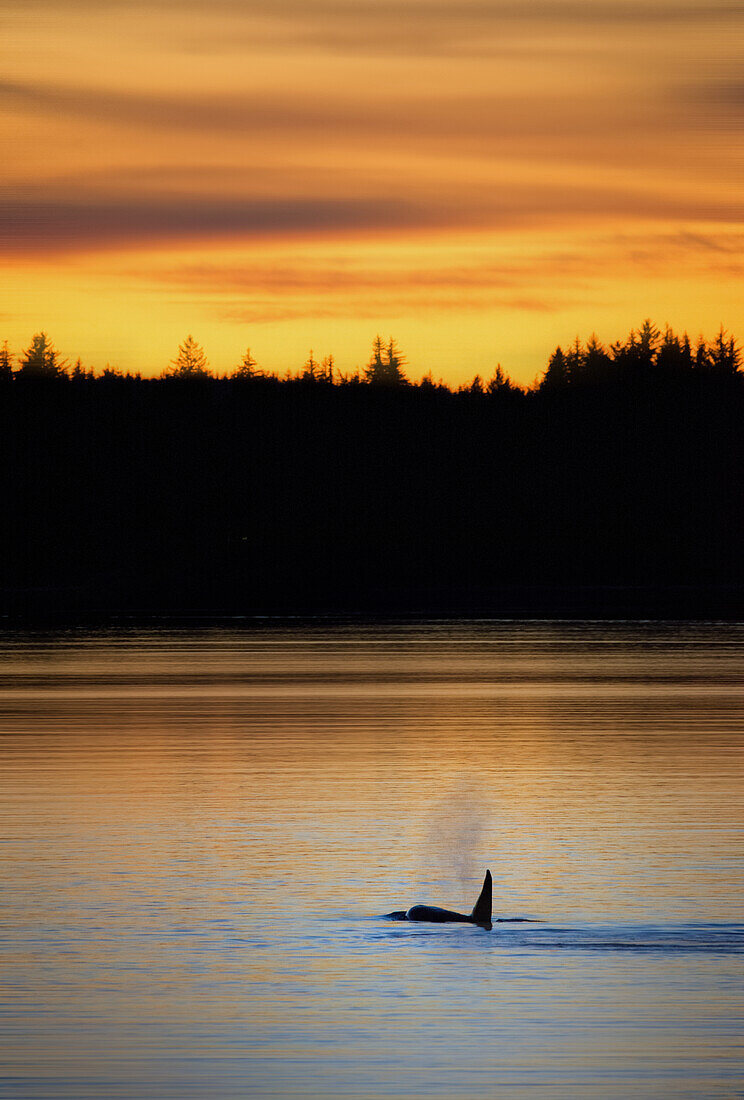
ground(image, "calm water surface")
xmin=1 ymin=621 xmax=742 ymax=1098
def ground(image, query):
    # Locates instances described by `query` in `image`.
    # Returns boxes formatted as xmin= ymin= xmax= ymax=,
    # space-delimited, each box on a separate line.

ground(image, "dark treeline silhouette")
xmin=2 ymin=322 xmax=743 ymax=620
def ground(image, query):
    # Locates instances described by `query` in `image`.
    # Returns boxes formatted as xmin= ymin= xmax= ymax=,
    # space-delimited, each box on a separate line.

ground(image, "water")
xmin=0 ymin=621 xmax=742 ymax=1098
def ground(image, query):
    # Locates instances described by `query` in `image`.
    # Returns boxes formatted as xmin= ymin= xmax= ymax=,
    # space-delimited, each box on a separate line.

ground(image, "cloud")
xmin=0 ymin=193 xmax=427 ymax=253
xmin=150 ymin=260 xmax=521 ymax=304
xmin=662 ymin=230 xmax=744 ymax=255
xmin=679 ymin=77 xmax=744 ymax=123
xmin=2 ymin=1 xmax=741 ymax=62
xmin=0 ymin=75 xmax=715 ymax=179
xmin=3 ymin=0 xmax=739 ymax=26
xmin=0 ymin=78 xmax=620 ymax=143
xmin=137 ymin=228 xmax=738 ymax=325
xmin=170 ymin=1 xmax=744 ymax=58
xmin=2 ymin=174 xmax=742 ymax=255
xmin=214 ymin=293 xmax=566 ymax=324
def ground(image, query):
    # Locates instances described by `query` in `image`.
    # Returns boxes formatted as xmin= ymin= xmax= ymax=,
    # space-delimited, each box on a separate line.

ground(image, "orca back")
xmin=406 ymin=905 xmax=469 ymax=923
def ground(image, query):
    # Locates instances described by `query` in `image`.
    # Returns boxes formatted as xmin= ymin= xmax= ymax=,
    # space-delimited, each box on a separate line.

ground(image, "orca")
xmin=387 ymin=869 xmax=492 ymax=930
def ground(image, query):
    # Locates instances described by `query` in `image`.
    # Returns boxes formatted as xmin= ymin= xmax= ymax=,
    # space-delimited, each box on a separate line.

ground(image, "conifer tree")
xmin=583 ymin=334 xmax=610 ymax=380
xmin=0 ymin=340 xmax=12 ymax=380
xmin=486 ymin=364 xmax=513 ymax=394
xmin=680 ymin=333 xmax=693 ymax=370
xmin=709 ymin=327 xmax=740 ymax=373
xmin=694 ymin=336 xmax=709 ymax=371
xmin=235 ymin=348 xmax=260 ymax=379
xmin=637 ymin=319 xmax=660 ymax=360
xmin=321 ymin=355 xmax=335 ymax=383
xmin=656 ymin=326 xmax=681 ymax=372
xmin=164 ymin=335 xmax=210 ymax=378
xmin=365 ymin=335 xmax=407 ymax=384
xmin=365 ymin=335 xmax=386 ymax=383
xmin=385 ymin=338 xmax=407 ymax=384
xmin=302 ymin=350 xmax=319 ymax=381
xmin=564 ymin=337 xmax=584 ymax=383
xmin=18 ymin=332 xmax=67 ymax=377
xmin=540 ymin=347 xmax=568 ymax=390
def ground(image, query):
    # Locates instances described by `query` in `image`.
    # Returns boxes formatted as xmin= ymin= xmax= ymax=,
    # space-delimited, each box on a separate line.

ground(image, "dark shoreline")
xmin=3 ymin=584 xmax=744 ymax=628
xmin=5 ymin=345 xmax=743 ymax=630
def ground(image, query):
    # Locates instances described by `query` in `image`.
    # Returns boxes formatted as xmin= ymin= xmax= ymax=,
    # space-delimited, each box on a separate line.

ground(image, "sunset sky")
xmin=2 ymin=0 xmax=742 ymax=385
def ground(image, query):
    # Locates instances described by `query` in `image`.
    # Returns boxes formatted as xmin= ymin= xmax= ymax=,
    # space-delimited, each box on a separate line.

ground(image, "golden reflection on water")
xmin=1 ymin=622 xmax=743 ymax=1098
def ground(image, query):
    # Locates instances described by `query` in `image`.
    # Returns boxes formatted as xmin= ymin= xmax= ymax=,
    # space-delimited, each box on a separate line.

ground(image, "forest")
xmin=2 ymin=321 xmax=742 ymax=619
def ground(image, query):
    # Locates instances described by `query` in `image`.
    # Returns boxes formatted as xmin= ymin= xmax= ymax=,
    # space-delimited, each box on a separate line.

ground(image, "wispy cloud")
xmin=171 ymin=1 xmax=744 ymax=58
xmin=3 ymin=176 xmax=742 ymax=255
xmin=137 ymin=227 xmax=741 ymax=325
xmin=0 ymin=194 xmax=425 ymax=254
xmin=154 ymin=232 xmax=744 ymax=300
xmin=3 ymin=0 xmax=739 ymax=29
xmin=0 ymin=78 xmax=647 ymax=144
xmin=679 ymin=76 xmax=744 ymax=124
xmin=2 ymin=1 xmax=741 ymax=69
xmin=214 ymin=294 xmax=566 ymax=324
xmin=0 ymin=73 xmax=730 ymax=193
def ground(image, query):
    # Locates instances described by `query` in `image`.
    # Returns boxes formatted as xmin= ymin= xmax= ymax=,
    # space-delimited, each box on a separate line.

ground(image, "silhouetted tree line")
xmin=1 ymin=322 xmax=742 ymax=619
xmin=2 ymin=320 xmax=739 ymax=389
xmin=541 ymin=320 xmax=740 ymax=390
xmin=0 ymin=331 xmax=416 ymax=386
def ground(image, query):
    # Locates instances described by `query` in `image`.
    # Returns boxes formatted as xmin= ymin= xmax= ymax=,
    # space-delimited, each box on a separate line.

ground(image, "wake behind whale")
xmin=387 ymin=869 xmax=493 ymax=930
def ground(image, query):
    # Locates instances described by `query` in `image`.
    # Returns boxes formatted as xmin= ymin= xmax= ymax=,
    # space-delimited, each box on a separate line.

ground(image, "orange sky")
xmin=1 ymin=0 xmax=742 ymax=385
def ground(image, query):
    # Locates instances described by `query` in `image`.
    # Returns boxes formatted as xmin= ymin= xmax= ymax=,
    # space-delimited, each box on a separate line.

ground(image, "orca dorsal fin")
xmin=470 ymin=869 xmax=492 ymax=925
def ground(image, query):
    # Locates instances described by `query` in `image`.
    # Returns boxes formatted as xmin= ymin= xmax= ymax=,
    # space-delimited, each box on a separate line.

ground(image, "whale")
xmin=387 ymin=869 xmax=492 ymax=930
